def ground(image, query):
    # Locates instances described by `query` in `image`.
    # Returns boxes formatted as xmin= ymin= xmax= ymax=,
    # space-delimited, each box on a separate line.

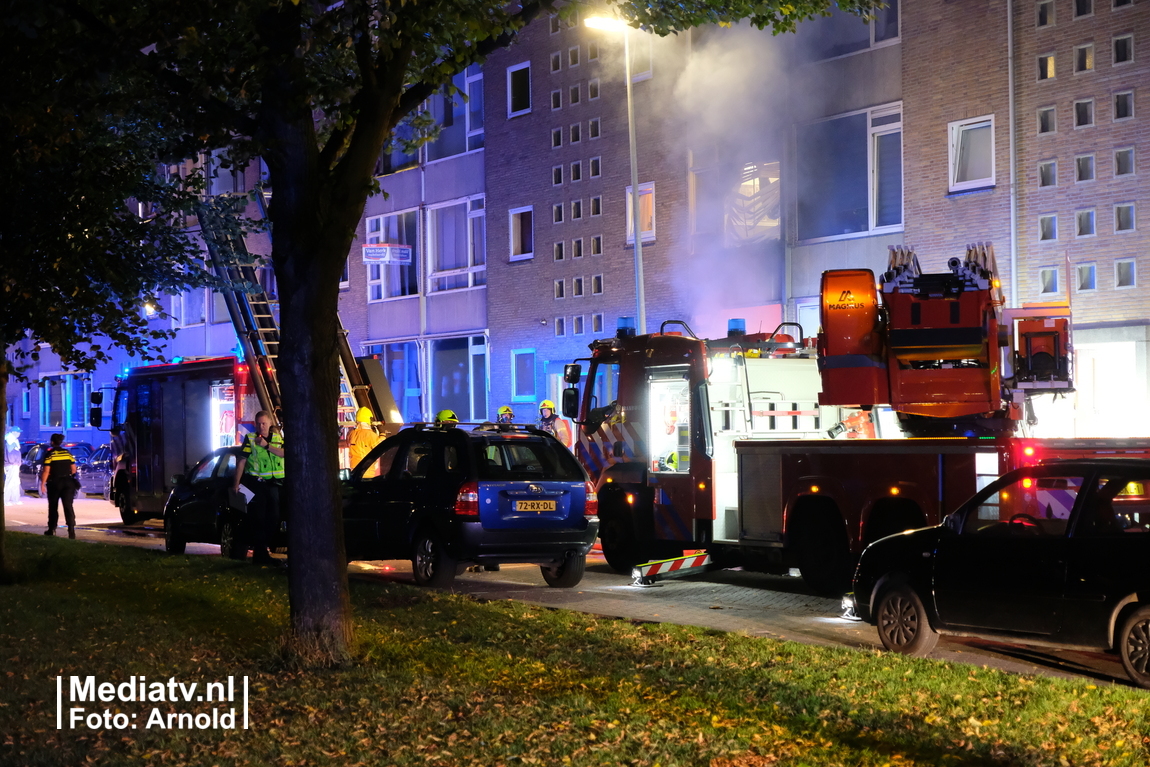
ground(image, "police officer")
xmin=232 ymin=411 xmax=285 ymax=566
xmin=538 ymin=400 xmax=573 ymax=448
xmin=39 ymin=433 xmax=78 ymax=538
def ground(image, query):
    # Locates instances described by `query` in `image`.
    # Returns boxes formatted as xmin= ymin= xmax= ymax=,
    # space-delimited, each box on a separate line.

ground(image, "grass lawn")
xmin=1 ymin=533 xmax=1147 ymax=767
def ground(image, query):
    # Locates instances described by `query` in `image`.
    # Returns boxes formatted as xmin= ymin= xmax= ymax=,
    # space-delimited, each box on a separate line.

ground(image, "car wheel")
xmin=164 ymin=516 xmax=187 ymax=555
xmin=411 ymin=530 xmax=458 ymax=588
xmin=541 ymin=553 xmax=586 ymax=588
xmin=116 ymin=489 xmax=138 ymax=526
xmin=1118 ymin=605 xmax=1150 ymax=689
xmin=875 ymin=584 xmax=939 ymax=656
xmin=219 ymin=520 xmax=248 ymax=560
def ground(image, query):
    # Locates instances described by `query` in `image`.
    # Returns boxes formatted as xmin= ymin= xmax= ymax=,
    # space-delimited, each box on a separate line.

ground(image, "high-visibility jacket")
xmin=539 ymin=414 xmax=574 ymax=448
xmin=241 ymin=432 xmax=285 ymax=479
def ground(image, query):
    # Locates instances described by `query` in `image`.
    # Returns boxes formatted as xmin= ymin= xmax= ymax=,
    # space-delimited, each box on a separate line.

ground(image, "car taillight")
xmin=454 ymin=481 xmax=479 ymax=516
xmin=584 ymin=481 xmax=598 ymax=517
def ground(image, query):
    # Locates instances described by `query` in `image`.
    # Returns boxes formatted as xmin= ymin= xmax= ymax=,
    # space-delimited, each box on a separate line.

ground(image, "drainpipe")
xmin=1007 ymin=0 xmax=1019 ymax=308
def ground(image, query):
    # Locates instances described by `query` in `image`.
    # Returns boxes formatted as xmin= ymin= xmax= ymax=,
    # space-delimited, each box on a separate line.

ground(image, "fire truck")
xmin=562 ymin=244 xmax=1144 ymax=593
xmin=95 ymin=196 xmax=400 ymax=524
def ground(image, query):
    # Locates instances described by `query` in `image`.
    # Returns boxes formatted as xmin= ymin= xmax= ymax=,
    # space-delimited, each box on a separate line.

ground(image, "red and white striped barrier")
xmin=632 ymin=551 xmax=711 ymax=585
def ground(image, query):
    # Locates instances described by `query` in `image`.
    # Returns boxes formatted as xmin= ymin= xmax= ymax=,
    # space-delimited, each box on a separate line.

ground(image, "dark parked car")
xmin=77 ymin=444 xmax=113 ymax=498
xmin=344 ymin=423 xmax=599 ymax=588
xmin=162 ymin=447 xmax=284 ymax=558
xmin=851 ymin=459 xmax=1150 ymax=688
xmin=19 ymin=441 xmax=95 ymax=496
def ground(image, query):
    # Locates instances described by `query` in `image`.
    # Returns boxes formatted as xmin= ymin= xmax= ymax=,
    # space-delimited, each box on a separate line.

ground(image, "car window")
xmin=1076 ymin=474 xmax=1150 ymax=536
xmin=473 ymin=439 xmax=584 ymax=481
xmin=359 ymin=444 xmax=400 ymax=480
xmin=444 ymin=445 xmax=463 ymax=476
xmin=214 ymin=453 xmax=238 ymax=479
xmin=961 ymin=473 xmax=1082 ymax=537
xmin=401 ymin=440 xmax=435 ymax=479
xmin=191 ymin=455 xmax=221 ymax=483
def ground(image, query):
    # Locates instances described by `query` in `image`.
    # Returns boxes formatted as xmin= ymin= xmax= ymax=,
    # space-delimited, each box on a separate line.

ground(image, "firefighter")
xmin=232 ymin=411 xmax=285 ymax=567
xmin=497 ymin=405 xmax=515 ymax=424
xmin=435 ymin=409 xmax=459 ymax=427
xmin=538 ymin=400 xmax=573 ymax=448
xmin=349 ymin=407 xmax=382 ymax=476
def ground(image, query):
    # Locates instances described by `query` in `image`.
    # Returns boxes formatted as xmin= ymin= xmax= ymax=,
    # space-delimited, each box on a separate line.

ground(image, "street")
xmin=5 ymin=491 xmax=1133 ymax=689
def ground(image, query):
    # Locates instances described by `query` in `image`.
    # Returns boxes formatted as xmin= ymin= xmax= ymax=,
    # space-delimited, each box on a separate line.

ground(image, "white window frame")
xmin=629 ymin=34 xmax=653 ymax=82
xmin=1075 ymin=153 xmax=1095 ymax=182
xmin=590 ymin=196 xmax=602 ymax=217
xmin=426 ymin=196 xmax=486 ymax=293
xmin=1039 ymin=267 xmax=1060 ymax=295
xmin=511 ymin=349 xmax=537 ymax=403
xmin=590 ymin=157 xmax=602 ymax=178
xmin=1115 ymin=258 xmax=1137 ymax=289
xmin=571 ymin=199 xmax=583 ymax=220
xmin=1074 ymin=43 xmax=1094 ymax=73
xmin=1115 ymin=202 xmax=1136 ymax=232
xmin=588 ymin=79 xmax=600 ymax=99
xmin=550 ymin=52 xmax=561 ymax=73
xmin=589 ymin=118 xmax=601 ymax=139
xmin=551 ymin=128 xmax=562 ymax=149
xmin=569 ymin=84 xmax=580 ymax=105
xmin=588 ymin=41 xmax=599 ymax=60
xmin=572 ymin=238 xmax=584 ymax=258
xmin=1114 ymin=147 xmax=1136 ymax=176
xmin=1114 ymin=90 xmax=1134 ymax=121
xmin=570 ymin=122 xmax=581 ymax=144
xmin=626 ymin=183 xmax=655 ymax=243
xmin=1036 ymin=0 xmax=1054 ymax=26
xmin=1038 ymin=159 xmax=1057 ymax=187
xmin=592 ymin=274 xmax=604 ymax=294
xmin=552 ymin=165 xmax=563 ymax=186
xmin=572 ymin=277 xmax=584 ymax=297
xmin=554 ymin=279 xmax=565 ymax=299
xmin=1039 ymin=214 xmax=1058 ymax=241
xmin=591 ymin=234 xmax=602 ymax=255
xmin=1074 ymin=0 xmax=1093 ymax=18
xmin=1038 ymin=53 xmax=1055 ymax=80
xmin=1076 ymin=263 xmax=1097 ymax=292
xmin=509 ymin=205 xmax=534 ymax=261
xmin=1076 ymin=208 xmax=1096 ymax=237
xmin=1114 ymin=34 xmax=1134 ymax=65
xmin=592 ymin=313 xmax=604 ymax=333
xmin=554 ymin=242 xmax=565 ymax=261
xmin=1037 ymin=105 xmax=1056 ymax=134
xmin=573 ymin=315 xmax=585 ymax=335
xmin=553 ymin=203 xmax=564 ymax=224
xmin=554 ymin=317 xmax=566 ymax=337
xmin=570 ymin=160 xmax=582 ymax=182
xmin=365 ymin=208 xmax=420 ymax=303
xmin=551 ymin=89 xmax=562 ymax=110
xmin=1074 ymin=98 xmax=1095 ymax=127
xmin=507 ymin=62 xmax=531 ymax=118
xmin=948 ymin=115 xmax=996 ymax=193
xmin=568 ymin=46 xmax=580 ymax=68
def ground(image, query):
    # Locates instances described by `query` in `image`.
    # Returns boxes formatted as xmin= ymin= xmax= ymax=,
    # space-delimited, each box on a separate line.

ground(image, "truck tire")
xmin=875 ymin=584 xmax=939 ymax=656
xmin=116 ymin=489 xmax=138 ymax=526
xmin=541 ymin=553 xmax=586 ymax=588
xmin=219 ymin=520 xmax=248 ymax=560
xmin=599 ymin=490 xmax=645 ymax=573
xmin=793 ymin=505 xmax=852 ymax=596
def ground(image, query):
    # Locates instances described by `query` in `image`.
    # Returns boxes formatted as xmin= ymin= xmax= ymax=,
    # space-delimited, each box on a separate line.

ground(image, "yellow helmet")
xmin=498 ymin=405 xmax=514 ymax=416
xmin=356 ymin=407 xmax=373 ymax=424
xmin=539 ymin=400 xmax=556 ymax=411
xmin=435 ymin=409 xmax=458 ymax=424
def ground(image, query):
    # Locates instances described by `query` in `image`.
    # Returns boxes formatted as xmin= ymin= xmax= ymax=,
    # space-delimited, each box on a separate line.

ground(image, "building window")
xmin=1038 ymin=54 xmax=1055 ymax=80
xmin=1115 ymin=147 xmax=1135 ymax=176
xmin=1076 ymin=263 xmax=1097 ymax=292
xmin=1074 ymin=98 xmax=1094 ymax=127
xmin=427 ymin=65 xmax=484 ymax=160
xmin=1037 ymin=0 xmax=1054 ymax=26
xmin=551 ymin=128 xmax=562 ymax=148
xmin=589 ymin=42 xmax=599 ymax=60
xmin=1116 ymin=259 xmax=1136 ymax=288
xmin=568 ymin=46 xmax=580 ymax=67
xmin=949 ymin=115 xmax=995 ymax=192
xmin=1040 ymin=214 xmax=1058 ymax=240
xmin=589 ymin=79 xmax=600 ymax=99
xmin=591 ymin=235 xmax=602 ymax=255
xmin=1114 ymin=90 xmax=1134 ymax=120
xmin=507 ymin=63 xmax=531 ymax=117
xmin=554 ymin=279 xmax=565 ymax=299
xmin=629 ymin=34 xmax=653 ymax=81
xmin=179 ymin=288 xmax=206 ymax=326
xmin=1114 ymin=34 xmax=1133 ymax=64
xmin=572 ymin=238 xmax=584 ymax=258
xmin=21 ymin=390 xmax=30 ymax=417
xmin=555 ymin=317 xmax=566 ymax=336
xmin=428 ymin=198 xmax=486 ymax=292
xmin=589 ymin=118 xmax=600 ymax=139
xmin=1039 ymin=267 xmax=1060 ymax=295
xmin=552 ymin=165 xmax=563 ymax=186
xmin=1039 ymin=159 xmax=1057 ymax=187
xmin=1037 ymin=106 xmax=1056 ymax=133
xmin=1115 ymin=0 xmax=1132 ymax=7
xmin=572 ymin=277 xmax=584 ymax=297
xmin=1075 ymin=0 xmax=1092 ymax=17
xmin=590 ymin=196 xmax=602 ymax=216
xmin=590 ymin=157 xmax=601 ymax=177
xmin=551 ymin=90 xmax=562 ymax=110
xmin=553 ymin=203 xmax=564 ymax=224
xmin=554 ymin=242 xmax=565 ymax=261
xmin=797 ymin=104 xmax=902 ymax=240
xmin=511 ymin=350 xmax=536 ymax=402
xmin=1115 ymin=203 xmax=1136 ymax=232
xmin=570 ymin=123 xmax=581 ymax=143
xmin=592 ymin=274 xmax=603 ymax=294
xmin=800 ymin=0 xmax=899 ymax=60
xmin=572 ymin=199 xmax=583 ymax=220
xmin=592 ymin=313 xmax=604 ymax=333
xmin=569 ymin=84 xmax=580 ymax=105
xmin=510 ymin=206 xmax=534 ymax=260
xmin=1076 ymin=209 xmax=1096 ymax=236
xmin=550 ymin=14 xmax=561 ymax=33
xmin=550 ymin=52 xmax=561 ymax=73
xmin=573 ymin=315 xmax=585 ymax=335
xmin=1075 ymin=44 xmax=1094 ymax=72
xmin=571 ymin=161 xmax=582 ymax=182
xmin=366 ymin=210 xmax=419 ymax=300
xmin=1076 ymin=154 xmax=1095 ymax=181
xmin=625 ymin=183 xmax=655 ymax=243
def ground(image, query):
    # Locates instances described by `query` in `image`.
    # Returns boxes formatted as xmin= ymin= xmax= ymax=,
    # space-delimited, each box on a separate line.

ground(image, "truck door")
xmin=646 ymin=366 xmax=701 ymax=544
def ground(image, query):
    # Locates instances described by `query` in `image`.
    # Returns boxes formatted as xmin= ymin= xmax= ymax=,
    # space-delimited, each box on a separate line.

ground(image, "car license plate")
xmin=515 ymin=500 xmax=555 ymax=512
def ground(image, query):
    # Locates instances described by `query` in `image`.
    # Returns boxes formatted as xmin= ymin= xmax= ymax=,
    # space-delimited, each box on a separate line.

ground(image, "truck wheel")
xmin=411 ymin=530 xmax=458 ymax=588
xmin=116 ymin=489 xmax=138 ymax=526
xmin=794 ymin=510 xmax=852 ymax=596
xmin=219 ymin=521 xmax=248 ymax=560
xmin=164 ymin=516 xmax=186 ymax=555
xmin=876 ymin=584 xmax=939 ymax=656
xmin=541 ymin=553 xmax=586 ymax=588
xmin=1118 ymin=605 xmax=1150 ymax=689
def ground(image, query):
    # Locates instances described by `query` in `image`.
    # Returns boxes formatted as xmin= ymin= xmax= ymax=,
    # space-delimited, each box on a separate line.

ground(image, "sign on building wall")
xmin=362 ymin=243 xmax=412 ymax=264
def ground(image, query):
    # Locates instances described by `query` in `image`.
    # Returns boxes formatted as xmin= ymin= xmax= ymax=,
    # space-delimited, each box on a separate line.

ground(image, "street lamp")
xmin=585 ymin=14 xmax=646 ymax=335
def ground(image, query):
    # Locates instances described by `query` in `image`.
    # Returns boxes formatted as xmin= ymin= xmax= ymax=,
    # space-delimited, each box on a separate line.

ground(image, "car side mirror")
xmin=171 ymin=474 xmax=185 ymax=486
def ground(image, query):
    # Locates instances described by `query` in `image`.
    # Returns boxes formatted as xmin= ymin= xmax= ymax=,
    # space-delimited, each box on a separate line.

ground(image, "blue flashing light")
xmin=617 ymin=316 xmax=636 ymax=338
xmin=728 ymin=318 xmax=747 ymax=337
xmin=171 ymin=356 xmax=183 ymax=364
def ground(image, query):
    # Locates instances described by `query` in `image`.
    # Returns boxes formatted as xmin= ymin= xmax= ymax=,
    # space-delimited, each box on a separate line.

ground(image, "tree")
xmin=6 ymin=0 xmax=876 ymax=654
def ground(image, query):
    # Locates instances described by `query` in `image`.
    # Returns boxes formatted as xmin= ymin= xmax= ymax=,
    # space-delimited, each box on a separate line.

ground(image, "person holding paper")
xmin=232 ymin=411 xmax=285 ymax=566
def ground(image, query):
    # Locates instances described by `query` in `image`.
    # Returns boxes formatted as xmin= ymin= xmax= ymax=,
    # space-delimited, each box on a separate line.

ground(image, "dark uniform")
xmin=41 ymin=445 xmax=77 ymax=537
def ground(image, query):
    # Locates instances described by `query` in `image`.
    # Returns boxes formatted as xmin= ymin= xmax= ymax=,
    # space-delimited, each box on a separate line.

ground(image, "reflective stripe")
xmin=242 ymin=433 xmax=285 ymax=479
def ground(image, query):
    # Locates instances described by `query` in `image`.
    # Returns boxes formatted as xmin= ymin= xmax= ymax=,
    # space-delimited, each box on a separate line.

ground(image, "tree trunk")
xmin=0 ymin=367 xmax=8 ymax=580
